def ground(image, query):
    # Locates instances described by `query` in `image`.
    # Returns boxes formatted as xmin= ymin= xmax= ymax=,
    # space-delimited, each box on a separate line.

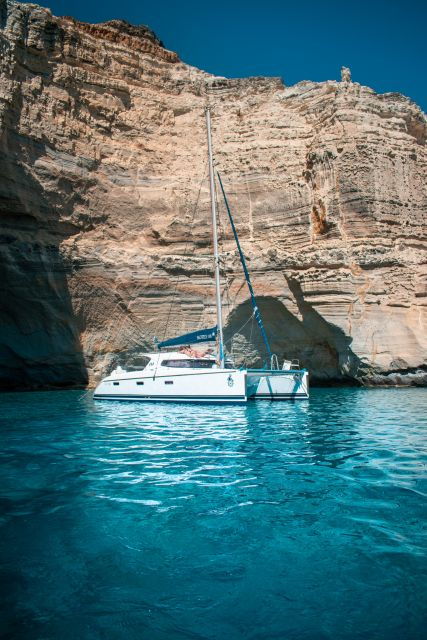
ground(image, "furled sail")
xmin=157 ymin=326 xmax=217 ymax=349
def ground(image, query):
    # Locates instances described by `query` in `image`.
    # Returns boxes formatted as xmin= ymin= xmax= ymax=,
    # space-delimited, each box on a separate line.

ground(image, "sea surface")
xmin=0 ymin=388 xmax=426 ymax=640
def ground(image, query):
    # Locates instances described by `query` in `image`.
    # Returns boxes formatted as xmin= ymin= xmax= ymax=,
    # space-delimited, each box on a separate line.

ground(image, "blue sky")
xmin=26 ymin=0 xmax=426 ymax=111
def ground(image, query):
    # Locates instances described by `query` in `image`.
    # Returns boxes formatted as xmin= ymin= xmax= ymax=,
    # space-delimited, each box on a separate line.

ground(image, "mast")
xmin=205 ymin=106 xmax=225 ymax=367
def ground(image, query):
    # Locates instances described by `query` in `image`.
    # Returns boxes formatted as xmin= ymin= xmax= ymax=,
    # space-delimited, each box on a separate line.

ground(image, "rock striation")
xmin=0 ymin=0 xmax=426 ymax=389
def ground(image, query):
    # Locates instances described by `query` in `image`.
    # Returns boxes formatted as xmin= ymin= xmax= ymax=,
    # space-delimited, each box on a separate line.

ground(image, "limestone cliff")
xmin=1 ymin=0 xmax=426 ymax=389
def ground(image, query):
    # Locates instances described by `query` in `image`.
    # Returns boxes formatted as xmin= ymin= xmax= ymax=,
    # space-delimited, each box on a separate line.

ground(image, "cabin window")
xmin=164 ymin=380 xmax=174 ymax=385
xmin=161 ymin=359 xmax=215 ymax=369
xmin=113 ymin=382 xmax=119 ymax=386
xmin=136 ymin=381 xmax=144 ymax=386
xmin=107 ymin=356 xmax=150 ymax=376
xmin=121 ymin=356 xmax=150 ymax=372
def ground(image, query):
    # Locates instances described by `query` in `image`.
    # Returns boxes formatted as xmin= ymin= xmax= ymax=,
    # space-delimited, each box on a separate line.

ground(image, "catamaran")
xmin=94 ymin=107 xmax=309 ymax=403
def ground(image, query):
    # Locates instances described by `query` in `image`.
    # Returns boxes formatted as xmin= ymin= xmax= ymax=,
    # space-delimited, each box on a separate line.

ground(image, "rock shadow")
xmin=0 ymin=89 xmax=88 ymax=390
xmin=224 ymin=279 xmax=364 ymax=384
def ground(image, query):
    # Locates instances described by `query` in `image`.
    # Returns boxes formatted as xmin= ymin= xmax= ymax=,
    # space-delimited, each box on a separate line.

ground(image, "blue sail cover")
xmin=157 ymin=326 xmax=217 ymax=349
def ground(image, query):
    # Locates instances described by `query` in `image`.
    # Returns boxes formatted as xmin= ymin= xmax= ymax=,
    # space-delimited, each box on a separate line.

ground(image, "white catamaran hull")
xmin=94 ymin=368 xmax=248 ymax=404
xmin=247 ymin=370 xmax=309 ymax=400
xmin=93 ymin=108 xmax=311 ymax=406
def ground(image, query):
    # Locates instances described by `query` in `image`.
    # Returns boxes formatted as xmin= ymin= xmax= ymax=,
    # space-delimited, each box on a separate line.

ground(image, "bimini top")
xmin=157 ymin=326 xmax=217 ymax=349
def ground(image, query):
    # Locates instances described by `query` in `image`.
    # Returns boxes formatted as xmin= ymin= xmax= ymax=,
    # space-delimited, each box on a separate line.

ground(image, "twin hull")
xmin=248 ymin=370 xmax=309 ymax=400
xmin=94 ymin=368 xmax=309 ymax=403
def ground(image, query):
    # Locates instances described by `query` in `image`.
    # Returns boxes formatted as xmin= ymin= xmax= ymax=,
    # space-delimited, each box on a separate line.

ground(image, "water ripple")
xmin=0 ymin=388 xmax=426 ymax=639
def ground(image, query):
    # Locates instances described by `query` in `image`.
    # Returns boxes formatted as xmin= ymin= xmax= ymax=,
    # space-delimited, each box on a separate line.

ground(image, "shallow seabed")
xmin=0 ymin=388 xmax=426 ymax=639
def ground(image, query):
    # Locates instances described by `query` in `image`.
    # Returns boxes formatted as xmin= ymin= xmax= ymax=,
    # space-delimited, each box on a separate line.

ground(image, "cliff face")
xmin=1 ymin=0 xmax=426 ymax=389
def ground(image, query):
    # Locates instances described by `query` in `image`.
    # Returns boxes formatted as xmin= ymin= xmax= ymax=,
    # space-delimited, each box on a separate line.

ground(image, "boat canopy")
xmin=157 ymin=326 xmax=217 ymax=349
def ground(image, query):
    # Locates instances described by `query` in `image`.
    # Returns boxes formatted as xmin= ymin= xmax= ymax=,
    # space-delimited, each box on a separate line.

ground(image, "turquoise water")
xmin=0 ymin=389 xmax=426 ymax=639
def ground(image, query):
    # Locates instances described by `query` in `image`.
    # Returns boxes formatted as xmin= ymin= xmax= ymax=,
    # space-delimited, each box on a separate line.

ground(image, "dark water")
xmin=0 ymin=389 xmax=426 ymax=640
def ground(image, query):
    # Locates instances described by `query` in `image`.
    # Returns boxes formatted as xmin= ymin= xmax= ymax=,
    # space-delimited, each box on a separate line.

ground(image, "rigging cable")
xmin=214 ymin=172 xmax=233 ymax=324
xmin=160 ymin=161 xmax=208 ymax=346
xmin=216 ymin=171 xmax=273 ymax=366
xmin=152 ymin=162 xmax=208 ymax=380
